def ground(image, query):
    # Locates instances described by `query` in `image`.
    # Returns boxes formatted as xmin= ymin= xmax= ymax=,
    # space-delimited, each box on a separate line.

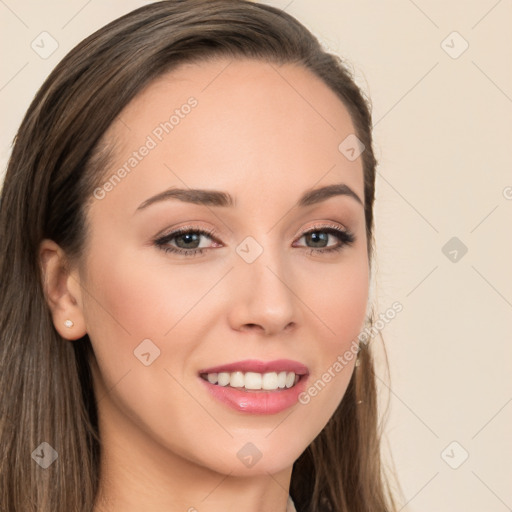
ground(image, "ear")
xmin=39 ymin=238 xmax=87 ymax=341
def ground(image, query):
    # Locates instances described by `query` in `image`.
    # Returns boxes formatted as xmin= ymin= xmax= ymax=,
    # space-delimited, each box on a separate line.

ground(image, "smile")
xmin=197 ymin=359 xmax=310 ymax=414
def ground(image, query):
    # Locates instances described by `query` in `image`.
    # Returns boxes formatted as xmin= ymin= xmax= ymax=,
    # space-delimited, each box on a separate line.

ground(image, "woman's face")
xmin=75 ymin=58 xmax=369 ymax=478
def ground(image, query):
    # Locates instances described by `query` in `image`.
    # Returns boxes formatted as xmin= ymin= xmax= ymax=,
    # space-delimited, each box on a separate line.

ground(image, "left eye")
xmin=294 ymin=226 xmax=355 ymax=252
xmin=154 ymin=225 xmax=355 ymax=257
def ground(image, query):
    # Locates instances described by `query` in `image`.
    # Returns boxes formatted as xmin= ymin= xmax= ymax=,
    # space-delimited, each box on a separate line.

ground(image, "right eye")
xmin=154 ymin=226 xmax=221 ymax=257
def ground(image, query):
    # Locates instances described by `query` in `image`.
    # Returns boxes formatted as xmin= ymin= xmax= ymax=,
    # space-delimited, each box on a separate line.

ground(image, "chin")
xmin=196 ymin=441 xmax=303 ymax=477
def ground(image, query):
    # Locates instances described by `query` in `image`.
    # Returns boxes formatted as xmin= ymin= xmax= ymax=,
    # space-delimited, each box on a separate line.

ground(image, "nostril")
xmin=242 ymin=323 xmax=264 ymax=333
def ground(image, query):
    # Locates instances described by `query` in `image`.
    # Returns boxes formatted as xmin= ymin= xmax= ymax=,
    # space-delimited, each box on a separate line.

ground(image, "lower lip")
xmin=199 ymin=375 xmax=309 ymax=414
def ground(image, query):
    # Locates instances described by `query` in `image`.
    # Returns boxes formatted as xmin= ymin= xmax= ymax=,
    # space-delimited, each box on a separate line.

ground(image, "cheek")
xmin=295 ymin=254 xmax=368 ymax=423
xmin=83 ymin=242 xmax=215 ymax=339
xmin=305 ymin=253 xmax=369 ymax=347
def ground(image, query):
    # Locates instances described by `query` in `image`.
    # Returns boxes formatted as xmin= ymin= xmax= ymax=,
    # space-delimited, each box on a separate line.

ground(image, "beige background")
xmin=1 ymin=1 xmax=511 ymax=510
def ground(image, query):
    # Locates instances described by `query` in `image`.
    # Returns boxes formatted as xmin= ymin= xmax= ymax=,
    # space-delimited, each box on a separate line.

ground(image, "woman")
xmin=0 ymin=1 xmax=399 ymax=511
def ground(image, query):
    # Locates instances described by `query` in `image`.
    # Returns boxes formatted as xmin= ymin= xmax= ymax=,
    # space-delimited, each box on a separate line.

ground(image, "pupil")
xmin=308 ymin=232 xmax=327 ymax=248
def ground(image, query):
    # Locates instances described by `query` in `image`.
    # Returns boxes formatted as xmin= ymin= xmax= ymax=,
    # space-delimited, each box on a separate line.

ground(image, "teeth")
xmin=217 ymin=373 xmax=228 ymax=386
xmin=203 ymin=371 xmax=299 ymax=390
xmin=230 ymin=371 xmax=245 ymax=388
xmin=262 ymin=372 xmax=278 ymax=389
xmin=245 ymin=372 xmax=262 ymax=389
xmin=285 ymin=371 xmax=295 ymax=388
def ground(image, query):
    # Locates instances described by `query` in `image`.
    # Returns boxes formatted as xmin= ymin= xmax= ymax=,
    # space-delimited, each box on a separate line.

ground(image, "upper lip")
xmin=198 ymin=359 xmax=309 ymax=376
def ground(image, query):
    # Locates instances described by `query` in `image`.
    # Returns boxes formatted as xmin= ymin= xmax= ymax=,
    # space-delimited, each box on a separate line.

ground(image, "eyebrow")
xmin=135 ymin=183 xmax=363 ymax=213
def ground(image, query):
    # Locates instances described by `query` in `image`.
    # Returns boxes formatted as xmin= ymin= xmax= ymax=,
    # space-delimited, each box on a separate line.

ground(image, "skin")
xmin=40 ymin=57 xmax=369 ymax=512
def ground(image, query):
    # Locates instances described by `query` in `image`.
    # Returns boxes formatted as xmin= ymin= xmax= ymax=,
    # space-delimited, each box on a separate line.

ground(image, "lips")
xmin=198 ymin=359 xmax=309 ymax=376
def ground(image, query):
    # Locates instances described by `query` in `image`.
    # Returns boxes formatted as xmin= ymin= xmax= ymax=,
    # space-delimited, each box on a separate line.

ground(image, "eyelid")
xmin=156 ymin=221 xmax=349 ymax=245
xmin=296 ymin=221 xmax=348 ymax=237
xmin=155 ymin=224 xmax=219 ymax=240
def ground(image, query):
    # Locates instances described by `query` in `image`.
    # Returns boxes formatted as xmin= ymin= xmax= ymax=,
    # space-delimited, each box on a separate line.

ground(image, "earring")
xmin=355 ymin=357 xmax=361 ymax=367
xmin=64 ymin=319 xmax=74 ymax=328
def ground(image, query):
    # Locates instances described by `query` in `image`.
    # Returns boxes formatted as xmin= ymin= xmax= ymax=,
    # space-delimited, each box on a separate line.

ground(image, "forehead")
xmin=92 ymin=57 xmax=364 ymax=218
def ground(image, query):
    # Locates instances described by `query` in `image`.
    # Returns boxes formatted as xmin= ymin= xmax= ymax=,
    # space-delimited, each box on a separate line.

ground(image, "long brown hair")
xmin=0 ymin=1 xmax=400 ymax=510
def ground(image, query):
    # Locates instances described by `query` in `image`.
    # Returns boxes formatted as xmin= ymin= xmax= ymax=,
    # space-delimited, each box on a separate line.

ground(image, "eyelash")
xmin=154 ymin=224 xmax=355 ymax=257
xmin=154 ymin=224 xmax=355 ymax=258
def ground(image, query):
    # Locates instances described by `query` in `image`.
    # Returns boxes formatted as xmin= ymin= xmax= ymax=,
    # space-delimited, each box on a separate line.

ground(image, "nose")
xmin=227 ymin=245 xmax=299 ymax=336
